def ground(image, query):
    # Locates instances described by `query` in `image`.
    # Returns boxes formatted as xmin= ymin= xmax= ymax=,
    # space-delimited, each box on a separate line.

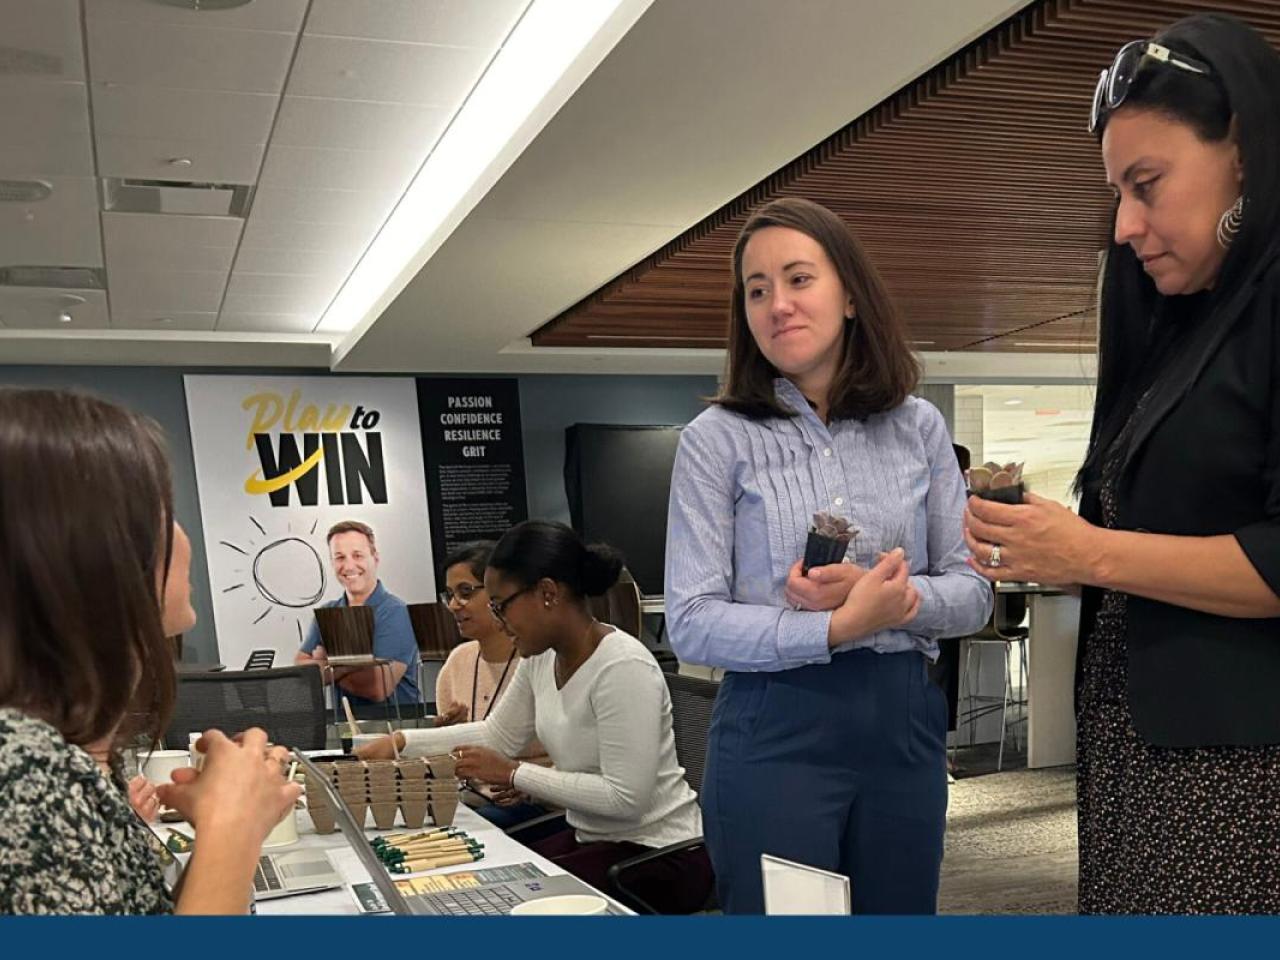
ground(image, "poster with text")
xmin=417 ymin=378 xmax=528 ymax=565
xmin=184 ymin=375 xmax=435 ymax=671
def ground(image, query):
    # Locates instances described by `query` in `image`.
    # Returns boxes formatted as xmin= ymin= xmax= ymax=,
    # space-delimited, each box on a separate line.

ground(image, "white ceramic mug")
xmin=509 ymin=894 xmax=609 ymax=916
xmin=141 ymin=749 xmax=190 ymax=785
xmin=262 ymin=807 xmax=299 ymax=848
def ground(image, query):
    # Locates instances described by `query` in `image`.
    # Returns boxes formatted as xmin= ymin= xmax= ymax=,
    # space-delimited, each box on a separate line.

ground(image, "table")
xmin=995 ymin=583 xmax=1081 ymax=769
xmin=159 ymin=803 xmax=619 ymax=916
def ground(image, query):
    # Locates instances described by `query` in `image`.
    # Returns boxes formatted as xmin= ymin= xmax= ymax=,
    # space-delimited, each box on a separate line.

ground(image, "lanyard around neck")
xmin=470 ymin=646 xmax=517 ymax=721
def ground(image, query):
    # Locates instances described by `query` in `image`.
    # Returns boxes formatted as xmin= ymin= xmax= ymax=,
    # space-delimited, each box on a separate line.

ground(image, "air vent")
xmin=101 ymin=178 xmax=254 ymax=217
xmin=0 ymin=266 xmax=106 ymax=290
xmin=0 ymin=46 xmax=63 ymax=77
xmin=0 ymin=179 xmax=52 ymax=202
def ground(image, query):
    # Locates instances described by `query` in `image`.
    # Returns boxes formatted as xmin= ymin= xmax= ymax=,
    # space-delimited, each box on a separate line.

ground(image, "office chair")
xmin=957 ymin=591 xmax=1030 ymax=771
xmin=406 ymin=602 xmax=461 ymax=720
xmin=242 ymin=649 xmax=276 ymax=671
xmin=605 ymin=671 xmax=718 ymax=914
xmin=163 ymin=665 xmax=327 ymax=750
xmin=586 ymin=567 xmax=642 ymax=639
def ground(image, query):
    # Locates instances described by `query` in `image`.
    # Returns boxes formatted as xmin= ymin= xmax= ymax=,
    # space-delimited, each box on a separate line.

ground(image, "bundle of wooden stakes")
xmin=372 ymin=828 xmax=485 ymax=874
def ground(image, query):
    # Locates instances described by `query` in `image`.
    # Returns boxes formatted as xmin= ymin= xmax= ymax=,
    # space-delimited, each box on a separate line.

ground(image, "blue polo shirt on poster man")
xmin=300 ymin=580 xmax=421 ymax=706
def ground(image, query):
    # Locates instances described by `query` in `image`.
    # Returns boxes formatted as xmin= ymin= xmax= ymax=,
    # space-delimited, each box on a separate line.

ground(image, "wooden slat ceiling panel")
xmin=534 ymin=0 xmax=1280 ymax=352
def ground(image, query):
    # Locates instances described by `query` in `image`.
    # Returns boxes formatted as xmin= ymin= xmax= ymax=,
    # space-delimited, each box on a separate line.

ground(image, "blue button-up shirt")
xmin=665 ymin=379 xmax=992 ymax=672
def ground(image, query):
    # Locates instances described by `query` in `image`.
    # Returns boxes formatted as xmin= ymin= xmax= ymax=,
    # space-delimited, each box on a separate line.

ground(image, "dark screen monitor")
xmin=563 ymin=424 xmax=682 ymax=597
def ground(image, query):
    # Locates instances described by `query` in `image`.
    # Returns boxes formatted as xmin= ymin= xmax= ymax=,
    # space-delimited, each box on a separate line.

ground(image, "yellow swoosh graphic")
xmin=244 ymin=447 xmax=324 ymax=495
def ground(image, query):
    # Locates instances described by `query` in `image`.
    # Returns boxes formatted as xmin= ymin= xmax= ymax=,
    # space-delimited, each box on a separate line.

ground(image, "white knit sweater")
xmin=402 ymin=630 xmax=702 ymax=848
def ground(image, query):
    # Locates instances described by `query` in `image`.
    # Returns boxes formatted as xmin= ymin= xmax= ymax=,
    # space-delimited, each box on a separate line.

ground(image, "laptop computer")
xmin=314 ymin=605 xmax=376 ymax=665
xmin=291 ymin=752 xmax=624 ymax=916
xmin=253 ymin=848 xmax=345 ymax=901
xmin=761 ymin=853 xmax=851 ymax=915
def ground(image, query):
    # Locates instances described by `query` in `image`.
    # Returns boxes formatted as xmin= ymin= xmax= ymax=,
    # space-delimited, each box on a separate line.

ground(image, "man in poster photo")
xmin=295 ymin=520 xmax=421 ymax=707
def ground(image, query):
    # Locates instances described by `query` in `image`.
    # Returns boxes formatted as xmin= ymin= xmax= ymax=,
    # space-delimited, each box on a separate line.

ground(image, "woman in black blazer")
xmin=964 ymin=14 xmax=1280 ymax=914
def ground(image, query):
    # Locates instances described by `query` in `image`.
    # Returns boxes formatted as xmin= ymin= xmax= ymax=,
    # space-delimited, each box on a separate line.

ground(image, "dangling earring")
xmin=1217 ymin=195 xmax=1244 ymax=249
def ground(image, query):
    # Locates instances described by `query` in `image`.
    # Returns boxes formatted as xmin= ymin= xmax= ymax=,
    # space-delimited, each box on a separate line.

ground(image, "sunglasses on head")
xmin=1089 ymin=39 xmax=1213 ymax=134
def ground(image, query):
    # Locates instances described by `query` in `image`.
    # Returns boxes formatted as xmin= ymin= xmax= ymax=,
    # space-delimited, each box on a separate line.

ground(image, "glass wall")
xmin=953 ymin=384 xmax=1096 ymax=507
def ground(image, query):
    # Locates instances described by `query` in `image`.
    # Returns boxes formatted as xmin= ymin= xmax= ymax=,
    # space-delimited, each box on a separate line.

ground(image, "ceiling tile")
xmin=108 ymin=269 xmax=229 ymax=313
xmin=306 ymin=0 xmax=526 ymax=47
xmin=216 ymin=312 xmax=318 ymax=333
xmin=0 ymin=176 xmax=101 ymax=267
xmin=86 ymin=0 xmax=309 ymax=33
xmin=225 ymin=271 xmax=343 ymax=300
xmin=110 ymin=311 xmax=218 ymax=331
xmin=271 ymin=95 xmax=451 ymax=150
xmin=239 ymin=217 xmax=376 ymax=252
xmin=287 ymin=35 xmax=490 ymax=106
xmin=258 ymin=143 xmax=424 ymax=192
xmin=248 ymin=186 xmax=395 ymax=227
xmin=0 ymin=79 xmax=93 ymax=176
xmin=96 ymin=135 xmax=266 ymax=184
xmin=0 ymin=0 xmax=85 ymax=82
xmin=231 ymin=245 xmax=360 ymax=277
xmin=0 ymin=286 xmax=107 ymax=329
xmin=86 ymin=19 xmax=297 ymax=94
xmin=92 ymin=84 xmax=278 ymax=144
xmin=103 ymin=212 xmax=243 ymax=274
xmin=221 ymin=290 xmax=335 ymax=316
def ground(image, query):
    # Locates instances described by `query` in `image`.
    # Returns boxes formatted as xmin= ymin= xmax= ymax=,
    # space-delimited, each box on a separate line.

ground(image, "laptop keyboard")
xmin=420 ymin=885 xmax=524 ymax=916
xmin=254 ymin=857 xmax=283 ymax=893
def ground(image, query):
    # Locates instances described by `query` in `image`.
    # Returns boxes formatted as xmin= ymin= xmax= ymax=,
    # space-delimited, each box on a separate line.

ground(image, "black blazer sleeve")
xmin=1233 ymin=273 xmax=1280 ymax=593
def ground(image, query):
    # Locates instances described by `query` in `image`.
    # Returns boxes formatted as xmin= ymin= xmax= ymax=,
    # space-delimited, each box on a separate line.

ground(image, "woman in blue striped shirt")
xmin=665 ymin=197 xmax=992 ymax=914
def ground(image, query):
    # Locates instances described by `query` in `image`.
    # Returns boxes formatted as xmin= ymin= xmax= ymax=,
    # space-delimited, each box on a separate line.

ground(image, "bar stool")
xmin=957 ymin=591 xmax=1029 ymax=771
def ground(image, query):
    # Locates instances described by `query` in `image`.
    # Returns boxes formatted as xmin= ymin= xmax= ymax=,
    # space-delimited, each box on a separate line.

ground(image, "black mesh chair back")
xmin=406 ymin=602 xmax=461 ymax=660
xmin=242 ymin=649 xmax=276 ymax=671
xmin=164 ymin=666 xmax=326 ymax=750
xmin=664 ymin=672 xmax=718 ymax=795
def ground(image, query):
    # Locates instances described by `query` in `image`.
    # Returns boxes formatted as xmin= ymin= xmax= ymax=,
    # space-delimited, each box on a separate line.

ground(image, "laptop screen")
xmin=761 ymin=854 xmax=851 ymax=915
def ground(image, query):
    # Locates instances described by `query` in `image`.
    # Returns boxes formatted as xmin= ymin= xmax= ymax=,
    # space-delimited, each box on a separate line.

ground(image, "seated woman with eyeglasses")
xmin=434 ymin=540 xmax=550 ymax=829
xmin=359 ymin=521 xmax=712 ymax=914
xmin=0 ymin=388 xmax=300 ymax=914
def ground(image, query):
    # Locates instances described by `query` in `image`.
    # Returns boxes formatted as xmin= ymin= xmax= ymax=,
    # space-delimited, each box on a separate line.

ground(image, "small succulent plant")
xmin=967 ymin=462 xmax=1024 ymax=495
xmin=803 ymin=510 xmax=859 ymax=573
xmin=811 ymin=510 xmax=858 ymax=544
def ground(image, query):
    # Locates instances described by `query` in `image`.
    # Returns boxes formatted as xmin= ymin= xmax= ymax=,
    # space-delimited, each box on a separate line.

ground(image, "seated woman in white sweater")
xmin=359 ymin=520 xmax=712 ymax=913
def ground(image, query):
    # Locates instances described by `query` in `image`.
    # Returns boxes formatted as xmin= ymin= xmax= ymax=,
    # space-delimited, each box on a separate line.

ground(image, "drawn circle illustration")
xmin=252 ymin=537 xmax=326 ymax=608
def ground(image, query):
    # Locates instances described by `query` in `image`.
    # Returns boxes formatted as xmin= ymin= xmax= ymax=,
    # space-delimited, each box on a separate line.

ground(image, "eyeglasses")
xmin=439 ymin=582 xmax=483 ymax=605
xmin=1089 ymin=40 xmax=1212 ymax=134
xmin=487 ymin=585 xmax=535 ymax=625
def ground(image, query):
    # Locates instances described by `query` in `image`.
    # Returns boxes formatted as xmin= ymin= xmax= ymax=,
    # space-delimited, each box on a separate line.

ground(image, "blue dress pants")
xmin=702 ymin=648 xmax=948 ymax=914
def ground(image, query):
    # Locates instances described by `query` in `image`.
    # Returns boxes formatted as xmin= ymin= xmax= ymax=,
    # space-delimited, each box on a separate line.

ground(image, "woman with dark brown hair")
xmin=665 ymin=197 xmax=991 ymax=914
xmin=0 ymin=388 xmax=300 ymax=914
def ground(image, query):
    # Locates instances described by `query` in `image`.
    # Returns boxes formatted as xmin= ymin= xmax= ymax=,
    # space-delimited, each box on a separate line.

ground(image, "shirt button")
xmin=834 ymin=497 xmax=844 ymax=506
xmin=823 ymin=447 xmax=832 ymax=457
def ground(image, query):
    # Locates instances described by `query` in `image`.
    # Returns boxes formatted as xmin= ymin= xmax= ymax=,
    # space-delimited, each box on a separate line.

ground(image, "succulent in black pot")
xmin=802 ymin=510 xmax=858 ymax=574
xmin=967 ymin=461 xmax=1025 ymax=504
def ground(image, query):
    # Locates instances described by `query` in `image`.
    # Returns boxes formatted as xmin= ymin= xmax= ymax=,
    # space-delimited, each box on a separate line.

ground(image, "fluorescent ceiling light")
xmin=320 ymin=0 xmax=653 ymax=339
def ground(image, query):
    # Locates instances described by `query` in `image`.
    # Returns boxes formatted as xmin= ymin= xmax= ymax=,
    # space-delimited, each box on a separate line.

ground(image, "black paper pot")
xmin=973 ymin=483 xmax=1025 ymax=505
xmin=802 ymin=530 xmax=849 ymax=574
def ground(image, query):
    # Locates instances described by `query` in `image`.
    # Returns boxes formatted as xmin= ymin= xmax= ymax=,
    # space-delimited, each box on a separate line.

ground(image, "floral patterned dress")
xmin=0 ymin=708 xmax=172 ymax=914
